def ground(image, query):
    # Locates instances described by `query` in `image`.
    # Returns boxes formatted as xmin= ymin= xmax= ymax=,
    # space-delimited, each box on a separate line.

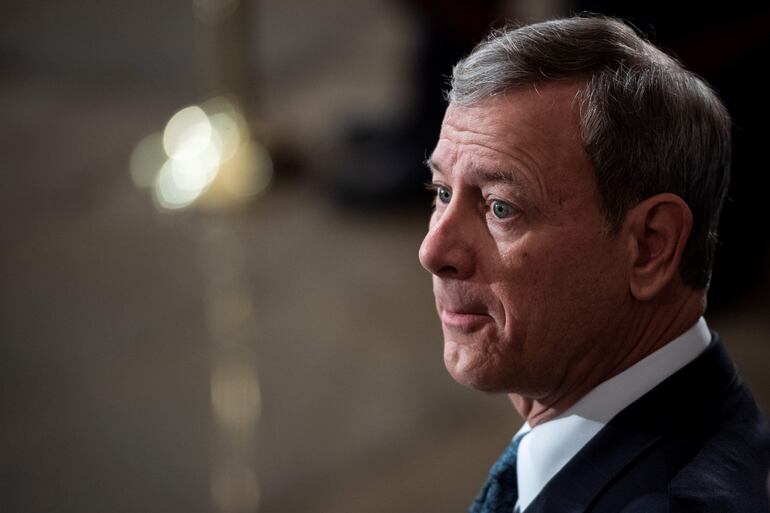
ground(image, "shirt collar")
xmin=515 ymin=317 xmax=711 ymax=511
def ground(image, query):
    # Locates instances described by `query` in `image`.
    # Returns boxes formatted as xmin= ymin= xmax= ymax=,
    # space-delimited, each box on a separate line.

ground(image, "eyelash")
xmin=425 ymin=182 xmax=520 ymax=221
xmin=425 ymin=182 xmax=447 ymax=211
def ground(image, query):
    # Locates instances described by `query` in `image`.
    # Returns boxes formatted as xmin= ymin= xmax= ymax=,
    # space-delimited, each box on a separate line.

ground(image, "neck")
xmin=509 ymin=287 xmax=705 ymax=426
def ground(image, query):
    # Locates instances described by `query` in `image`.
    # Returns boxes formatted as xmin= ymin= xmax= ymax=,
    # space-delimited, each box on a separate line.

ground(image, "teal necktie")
xmin=469 ymin=431 xmax=527 ymax=513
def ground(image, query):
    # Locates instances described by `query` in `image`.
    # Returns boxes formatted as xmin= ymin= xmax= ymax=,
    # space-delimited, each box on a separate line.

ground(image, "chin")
xmin=443 ymin=341 xmax=512 ymax=393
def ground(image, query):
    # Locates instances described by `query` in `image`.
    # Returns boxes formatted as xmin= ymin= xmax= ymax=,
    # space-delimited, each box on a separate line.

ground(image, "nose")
xmin=418 ymin=204 xmax=476 ymax=280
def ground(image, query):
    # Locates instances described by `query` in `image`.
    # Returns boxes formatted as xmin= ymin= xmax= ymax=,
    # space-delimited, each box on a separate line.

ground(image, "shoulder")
xmin=664 ymin=382 xmax=770 ymax=512
xmin=598 ymin=348 xmax=770 ymax=513
xmin=609 ymin=396 xmax=770 ymax=513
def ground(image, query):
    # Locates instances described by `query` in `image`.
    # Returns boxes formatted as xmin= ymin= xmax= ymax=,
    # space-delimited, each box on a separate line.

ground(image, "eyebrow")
xmin=425 ymin=157 xmax=532 ymax=193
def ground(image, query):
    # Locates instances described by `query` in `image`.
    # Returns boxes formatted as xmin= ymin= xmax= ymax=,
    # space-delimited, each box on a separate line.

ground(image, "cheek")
xmin=487 ymin=248 xmax=543 ymax=318
xmin=490 ymin=236 xmax=614 ymax=341
xmin=531 ymin=237 xmax=628 ymax=340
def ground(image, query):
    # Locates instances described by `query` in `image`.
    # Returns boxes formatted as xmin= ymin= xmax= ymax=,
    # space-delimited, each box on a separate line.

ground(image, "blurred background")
xmin=1 ymin=1 xmax=768 ymax=512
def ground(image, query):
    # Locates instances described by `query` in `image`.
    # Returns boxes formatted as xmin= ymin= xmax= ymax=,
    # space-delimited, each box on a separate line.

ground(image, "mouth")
xmin=440 ymin=309 xmax=491 ymax=332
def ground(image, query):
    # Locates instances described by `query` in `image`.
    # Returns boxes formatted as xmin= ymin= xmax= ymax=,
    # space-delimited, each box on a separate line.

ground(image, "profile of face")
xmin=419 ymin=83 xmax=632 ymax=398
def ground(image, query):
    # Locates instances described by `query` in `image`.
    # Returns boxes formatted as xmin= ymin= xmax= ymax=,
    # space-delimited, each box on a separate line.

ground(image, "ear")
xmin=624 ymin=193 xmax=693 ymax=301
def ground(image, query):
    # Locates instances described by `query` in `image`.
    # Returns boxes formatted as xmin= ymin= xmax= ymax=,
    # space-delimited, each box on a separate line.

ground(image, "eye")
xmin=491 ymin=200 xmax=514 ymax=219
xmin=436 ymin=185 xmax=452 ymax=204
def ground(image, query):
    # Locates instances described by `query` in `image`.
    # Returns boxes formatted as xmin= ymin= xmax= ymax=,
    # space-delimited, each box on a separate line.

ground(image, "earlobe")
xmin=626 ymin=194 xmax=693 ymax=301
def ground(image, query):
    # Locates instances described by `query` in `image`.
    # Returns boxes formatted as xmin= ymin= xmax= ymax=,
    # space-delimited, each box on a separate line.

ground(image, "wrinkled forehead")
xmin=434 ymin=84 xmax=589 ymax=177
xmin=429 ymin=82 xmax=599 ymax=219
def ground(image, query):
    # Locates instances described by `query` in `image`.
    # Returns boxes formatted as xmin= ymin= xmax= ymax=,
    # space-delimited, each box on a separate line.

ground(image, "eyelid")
xmin=486 ymin=197 xmax=523 ymax=220
xmin=425 ymin=182 xmax=452 ymax=211
xmin=424 ymin=180 xmax=450 ymax=191
xmin=484 ymin=193 xmax=518 ymax=208
xmin=425 ymin=181 xmax=453 ymax=200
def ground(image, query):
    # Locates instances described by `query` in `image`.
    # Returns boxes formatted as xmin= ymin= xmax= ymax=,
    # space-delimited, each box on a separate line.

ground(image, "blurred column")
xmin=200 ymin=223 xmax=262 ymax=513
xmin=131 ymin=10 xmax=269 ymax=511
xmin=194 ymin=0 xmax=252 ymax=105
xmin=192 ymin=2 xmax=264 ymax=512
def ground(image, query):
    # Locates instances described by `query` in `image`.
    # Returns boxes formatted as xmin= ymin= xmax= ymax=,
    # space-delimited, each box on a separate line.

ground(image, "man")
xmin=418 ymin=16 xmax=770 ymax=513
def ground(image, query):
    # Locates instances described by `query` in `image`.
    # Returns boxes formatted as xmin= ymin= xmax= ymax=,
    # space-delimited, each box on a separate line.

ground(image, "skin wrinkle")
xmin=453 ymin=21 xmax=729 ymax=284
xmin=432 ymin=86 xmax=612 ymax=396
xmin=529 ymin=282 xmax=611 ymax=407
xmin=434 ymin=111 xmax=549 ymax=182
xmin=429 ymin=142 xmax=557 ymax=225
xmin=428 ymin=159 xmax=543 ymax=217
xmin=431 ymin=139 xmax=544 ymax=194
xmin=420 ymin=82 xmax=704 ymax=424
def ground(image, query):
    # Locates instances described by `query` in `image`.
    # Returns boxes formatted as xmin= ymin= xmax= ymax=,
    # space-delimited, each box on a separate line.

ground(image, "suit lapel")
xmin=522 ymin=422 xmax=663 ymax=513
xmin=522 ymin=334 xmax=737 ymax=513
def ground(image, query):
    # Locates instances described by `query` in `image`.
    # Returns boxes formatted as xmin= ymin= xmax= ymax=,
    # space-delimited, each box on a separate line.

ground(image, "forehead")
xmin=430 ymin=83 xmax=594 ymax=206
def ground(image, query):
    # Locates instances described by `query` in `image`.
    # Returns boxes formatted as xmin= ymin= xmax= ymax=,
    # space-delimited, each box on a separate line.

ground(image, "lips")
xmin=438 ymin=298 xmax=491 ymax=332
xmin=441 ymin=310 xmax=491 ymax=331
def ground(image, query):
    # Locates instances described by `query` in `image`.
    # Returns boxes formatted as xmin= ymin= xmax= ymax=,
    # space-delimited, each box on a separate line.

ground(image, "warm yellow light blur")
xmin=211 ymin=363 xmax=261 ymax=430
xmin=203 ymin=96 xmax=247 ymax=165
xmin=154 ymin=150 xmax=218 ymax=210
xmin=154 ymin=105 xmax=222 ymax=209
xmin=220 ymin=141 xmax=273 ymax=199
xmin=209 ymin=111 xmax=242 ymax=162
xmin=210 ymin=464 xmax=260 ymax=513
xmin=163 ymin=105 xmax=212 ymax=158
xmin=131 ymin=96 xmax=270 ymax=212
xmin=130 ymin=132 xmax=165 ymax=188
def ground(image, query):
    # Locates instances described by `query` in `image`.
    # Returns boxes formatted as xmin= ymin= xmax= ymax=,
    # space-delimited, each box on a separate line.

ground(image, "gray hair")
xmin=449 ymin=16 xmax=731 ymax=290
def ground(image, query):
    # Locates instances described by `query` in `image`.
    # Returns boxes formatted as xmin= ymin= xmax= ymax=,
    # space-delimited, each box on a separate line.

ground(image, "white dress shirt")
xmin=514 ymin=317 xmax=712 ymax=512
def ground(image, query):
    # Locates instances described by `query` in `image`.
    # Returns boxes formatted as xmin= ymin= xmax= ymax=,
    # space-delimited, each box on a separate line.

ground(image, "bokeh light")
xmin=163 ymin=105 xmax=213 ymax=159
xmin=211 ymin=362 xmax=262 ymax=430
xmin=130 ymin=97 xmax=272 ymax=212
xmin=220 ymin=141 xmax=273 ymax=199
xmin=129 ymin=132 xmax=165 ymax=188
xmin=210 ymin=463 xmax=260 ymax=513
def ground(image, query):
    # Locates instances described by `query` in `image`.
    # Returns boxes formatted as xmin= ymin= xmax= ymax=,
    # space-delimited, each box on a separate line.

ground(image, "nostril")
xmin=438 ymin=265 xmax=458 ymax=276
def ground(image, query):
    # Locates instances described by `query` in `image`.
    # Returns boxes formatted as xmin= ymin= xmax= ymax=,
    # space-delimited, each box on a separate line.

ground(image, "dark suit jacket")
xmin=523 ymin=332 xmax=770 ymax=513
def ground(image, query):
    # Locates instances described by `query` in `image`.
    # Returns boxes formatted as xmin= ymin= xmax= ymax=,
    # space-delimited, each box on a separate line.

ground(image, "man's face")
xmin=419 ymin=83 xmax=631 ymax=397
